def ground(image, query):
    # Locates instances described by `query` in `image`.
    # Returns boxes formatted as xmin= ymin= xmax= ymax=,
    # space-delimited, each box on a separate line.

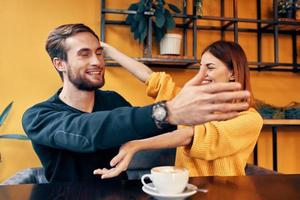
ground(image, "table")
xmin=1 ymin=175 xmax=300 ymax=200
xmin=253 ymin=119 xmax=300 ymax=171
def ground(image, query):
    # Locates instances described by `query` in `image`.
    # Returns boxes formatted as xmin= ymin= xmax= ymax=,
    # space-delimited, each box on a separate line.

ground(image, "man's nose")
xmin=91 ymin=54 xmax=104 ymax=67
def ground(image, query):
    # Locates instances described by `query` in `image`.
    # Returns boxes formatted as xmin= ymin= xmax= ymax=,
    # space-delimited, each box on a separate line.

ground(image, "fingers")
xmin=205 ymin=112 xmax=239 ymax=122
xmin=100 ymin=41 xmax=108 ymax=48
xmin=93 ymin=161 xmax=127 ymax=179
xmin=93 ymin=168 xmax=108 ymax=176
xmin=211 ymin=90 xmax=250 ymax=103
xmin=185 ymin=68 xmax=206 ymax=86
xmin=101 ymin=167 xmax=124 ymax=179
xmin=201 ymin=82 xmax=243 ymax=93
xmin=110 ymin=151 xmax=125 ymax=167
xmin=93 ymin=167 xmax=122 ymax=179
xmin=210 ymin=102 xmax=249 ymax=112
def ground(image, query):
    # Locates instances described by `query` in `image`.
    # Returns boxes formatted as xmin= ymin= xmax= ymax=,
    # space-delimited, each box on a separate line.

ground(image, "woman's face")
xmin=200 ymin=51 xmax=234 ymax=84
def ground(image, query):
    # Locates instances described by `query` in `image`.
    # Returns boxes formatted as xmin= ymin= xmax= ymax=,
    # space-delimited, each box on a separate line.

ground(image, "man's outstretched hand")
xmin=167 ymin=70 xmax=250 ymax=126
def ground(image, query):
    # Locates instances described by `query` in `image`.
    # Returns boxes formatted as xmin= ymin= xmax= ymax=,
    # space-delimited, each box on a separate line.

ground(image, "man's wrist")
xmin=152 ymin=101 xmax=171 ymax=129
xmin=165 ymin=101 xmax=176 ymax=125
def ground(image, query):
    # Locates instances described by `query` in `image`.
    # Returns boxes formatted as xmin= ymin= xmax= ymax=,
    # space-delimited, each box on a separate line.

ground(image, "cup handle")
xmin=141 ymin=174 xmax=157 ymax=191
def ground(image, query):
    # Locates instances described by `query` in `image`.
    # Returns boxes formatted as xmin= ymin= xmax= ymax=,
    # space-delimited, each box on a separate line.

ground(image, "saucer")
xmin=142 ymin=183 xmax=197 ymax=200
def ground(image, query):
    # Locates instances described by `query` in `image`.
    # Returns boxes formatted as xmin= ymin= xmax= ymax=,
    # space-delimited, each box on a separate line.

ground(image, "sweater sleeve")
xmin=22 ymin=104 xmax=164 ymax=153
xmin=146 ymin=72 xmax=181 ymax=102
xmin=183 ymin=109 xmax=263 ymax=160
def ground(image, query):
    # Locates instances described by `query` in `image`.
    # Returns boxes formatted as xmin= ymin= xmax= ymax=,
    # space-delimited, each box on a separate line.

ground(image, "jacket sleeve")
xmin=146 ymin=72 xmax=181 ymax=102
xmin=183 ymin=109 xmax=263 ymax=160
xmin=22 ymin=104 xmax=167 ymax=153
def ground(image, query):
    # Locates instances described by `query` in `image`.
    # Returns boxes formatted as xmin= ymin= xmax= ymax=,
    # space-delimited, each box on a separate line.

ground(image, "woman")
xmin=94 ymin=41 xmax=263 ymax=178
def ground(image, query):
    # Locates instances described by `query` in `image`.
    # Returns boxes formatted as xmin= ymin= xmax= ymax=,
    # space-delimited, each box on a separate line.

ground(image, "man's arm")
xmin=22 ymin=104 xmax=171 ymax=153
xmin=101 ymin=42 xmax=152 ymax=83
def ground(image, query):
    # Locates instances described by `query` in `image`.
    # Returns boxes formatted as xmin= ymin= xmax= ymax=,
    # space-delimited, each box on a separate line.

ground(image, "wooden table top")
xmin=0 ymin=174 xmax=300 ymax=200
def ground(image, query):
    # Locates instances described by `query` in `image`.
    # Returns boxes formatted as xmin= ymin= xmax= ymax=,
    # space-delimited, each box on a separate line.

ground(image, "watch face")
xmin=155 ymin=107 xmax=167 ymax=121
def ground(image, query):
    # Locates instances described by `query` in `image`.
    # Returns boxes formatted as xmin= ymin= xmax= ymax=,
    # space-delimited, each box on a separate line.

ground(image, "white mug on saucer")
xmin=141 ymin=166 xmax=189 ymax=194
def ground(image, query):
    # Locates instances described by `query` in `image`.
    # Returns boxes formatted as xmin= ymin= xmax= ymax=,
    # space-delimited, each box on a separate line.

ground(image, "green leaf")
xmin=145 ymin=0 xmax=152 ymax=10
xmin=164 ymin=10 xmax=175 ymax=29
xmin=125 ymin=15 xmax=134 ymax=25
xmin=140 ymin=27 xmax=147 ymax=43
xmin=0 ymin=101 xmax=13 ymax=126
xmin=168 ymin=3 xmax=181 ymax=13
xmin=127 ymin=3 xmax=139 ymax=11
xmin=133 ymin=28 xmax=140 ymax=40
xmin=138 ymin=16 xmax=147 ymax=33
xmin=134 ymin=12 xmax=142 ymax=21
xmin=155 ymin=9 xmax=166 ymax=28
xmin=130 ymin=20 xmax=138 ymax=32
xmin=137 ymin=0 xmax=145 ymax=12
xmin=154 ymin=25 xmax=166 ymax=44
xmin=157 ymin=0 xmax=164 ymax=8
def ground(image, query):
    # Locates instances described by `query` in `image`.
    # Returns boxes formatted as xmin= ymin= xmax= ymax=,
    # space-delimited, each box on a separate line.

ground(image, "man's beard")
xmin=67 ymin=70 xmax=105 ymax=91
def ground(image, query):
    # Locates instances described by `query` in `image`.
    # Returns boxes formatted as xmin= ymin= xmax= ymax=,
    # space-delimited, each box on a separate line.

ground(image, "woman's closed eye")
xmin=207 ymin=64 xmax=215 ymax=70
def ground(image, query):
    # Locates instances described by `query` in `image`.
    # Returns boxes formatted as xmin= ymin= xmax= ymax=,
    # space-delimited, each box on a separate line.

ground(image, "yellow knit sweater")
xmin=146 ymin=72 xmax=263 ymax=176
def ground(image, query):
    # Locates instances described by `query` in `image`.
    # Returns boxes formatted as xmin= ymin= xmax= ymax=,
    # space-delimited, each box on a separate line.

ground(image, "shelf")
xmin=277 ymin=18 xmax=300 ymax=31
xmin=105 ymin=56 xmax=198 ymax=68
xmin=101 ymin=0 xmax=300 ymax=72
xmin=264 ymin=119 xmax=300 ymax=126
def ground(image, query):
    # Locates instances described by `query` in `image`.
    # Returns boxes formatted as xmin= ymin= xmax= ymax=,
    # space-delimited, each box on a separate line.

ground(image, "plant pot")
xmin=159 ymin=33 xmax=182 ymax=55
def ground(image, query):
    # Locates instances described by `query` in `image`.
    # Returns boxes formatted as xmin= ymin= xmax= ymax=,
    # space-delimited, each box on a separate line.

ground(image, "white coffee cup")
xmin=141 ymin=166 xmax=189 ymax=194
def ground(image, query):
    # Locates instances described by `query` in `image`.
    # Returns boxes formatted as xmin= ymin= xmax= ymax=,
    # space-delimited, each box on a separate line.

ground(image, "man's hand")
xmin=166 ymin=71 xmax=250 ymax=125
xmin=93 ymin=141 xmax=138 ymax=179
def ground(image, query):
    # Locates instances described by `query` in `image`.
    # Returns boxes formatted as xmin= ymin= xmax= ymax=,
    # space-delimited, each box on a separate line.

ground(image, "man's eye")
xmin=80 ymin=53 xmax=89 ymax=57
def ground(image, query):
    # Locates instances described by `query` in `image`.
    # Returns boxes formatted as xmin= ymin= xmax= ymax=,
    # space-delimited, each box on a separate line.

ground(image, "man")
xmin=22 ymin=23 xmax=250 ymax=182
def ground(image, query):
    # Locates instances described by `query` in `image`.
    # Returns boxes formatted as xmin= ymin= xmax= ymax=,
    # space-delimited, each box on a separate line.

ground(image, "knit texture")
xmin=146 ymin=72 xmax=263 ymax=176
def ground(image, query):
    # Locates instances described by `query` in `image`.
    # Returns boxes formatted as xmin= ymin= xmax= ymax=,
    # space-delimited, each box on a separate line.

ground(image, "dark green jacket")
xmin=22 ymin=89 xmax=174 ymax=182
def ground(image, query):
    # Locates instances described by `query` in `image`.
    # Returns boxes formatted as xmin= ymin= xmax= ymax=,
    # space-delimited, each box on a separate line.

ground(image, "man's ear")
xmin=52 ymin=57 xmax=65 ymax=73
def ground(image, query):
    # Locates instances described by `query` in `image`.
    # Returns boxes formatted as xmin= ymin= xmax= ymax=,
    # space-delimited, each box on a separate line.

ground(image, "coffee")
xmin=152 ymin=166 xmax=184 ymax=173
xmin=141 ymin=166 xmax=189 ymax=194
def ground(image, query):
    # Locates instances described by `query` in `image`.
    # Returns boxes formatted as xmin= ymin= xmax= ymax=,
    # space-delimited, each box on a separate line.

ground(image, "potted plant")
xmin=125 ymin=0 xmax=182 ymax=54
xmin=277 ymin=0 xmax=295 ymax=18
xmin=195 ymin=0 xmax=203 ymax=16
xmin=295 ymin=0 xmax=300 ymax=19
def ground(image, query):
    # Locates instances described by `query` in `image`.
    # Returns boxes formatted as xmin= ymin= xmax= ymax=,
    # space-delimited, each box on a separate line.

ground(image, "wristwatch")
xmin=152 ymin=101 xmax=169 ymax=129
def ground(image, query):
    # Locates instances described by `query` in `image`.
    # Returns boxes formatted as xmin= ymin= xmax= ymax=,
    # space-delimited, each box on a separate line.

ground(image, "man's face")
xmin=62 ymin=32 xmax=105 ymax=91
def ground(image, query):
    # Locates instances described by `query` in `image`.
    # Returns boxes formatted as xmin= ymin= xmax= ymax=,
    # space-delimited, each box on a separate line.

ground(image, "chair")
xmin=1 ymin=167 xmax=48 ymax=185
xmin=245 ymin=164 xmax=279 ymax=175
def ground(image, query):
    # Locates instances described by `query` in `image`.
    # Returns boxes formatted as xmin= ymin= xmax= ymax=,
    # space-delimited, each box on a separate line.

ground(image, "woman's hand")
xmin=93 ymin=127 xmax=194 ymax=179
xmin=93 ymin=141 xmax=139 ymax=179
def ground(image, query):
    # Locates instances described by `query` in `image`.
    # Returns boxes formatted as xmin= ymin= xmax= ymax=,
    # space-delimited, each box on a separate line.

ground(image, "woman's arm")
xmin=184 ymin=109 xmax=263 ymax=160
xmin=93 ymin=127 xmax=194 ymax=179
xmin=101 ymin=42 xmax=153 ymax=83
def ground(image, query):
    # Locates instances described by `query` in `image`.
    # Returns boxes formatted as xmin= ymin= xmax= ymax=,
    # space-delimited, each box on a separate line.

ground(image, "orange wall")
xmin=0 ymin=0 xmax=300 ymax=182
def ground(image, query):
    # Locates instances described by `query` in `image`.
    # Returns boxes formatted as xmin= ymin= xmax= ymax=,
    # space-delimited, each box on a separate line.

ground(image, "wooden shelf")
xmin=278 ymin=18 xmax=300 ymax=31
xmin=105 ymin=56 xmax=198 ymax=68
xmin=263 ymin=119 xmax=300 ymax=126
